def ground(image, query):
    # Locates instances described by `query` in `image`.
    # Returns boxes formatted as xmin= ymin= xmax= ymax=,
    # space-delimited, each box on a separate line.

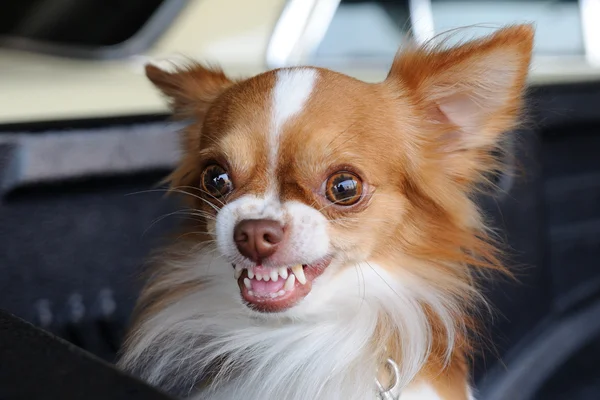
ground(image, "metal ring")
xmin=375 ymin=358 xmax=401 ymax=400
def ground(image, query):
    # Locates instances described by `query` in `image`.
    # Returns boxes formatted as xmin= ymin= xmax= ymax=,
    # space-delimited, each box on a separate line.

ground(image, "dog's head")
xmin=146 ymin=25 xmax=532 ymax=318
xmin=121 ymin=26 xmax=534 ymax=397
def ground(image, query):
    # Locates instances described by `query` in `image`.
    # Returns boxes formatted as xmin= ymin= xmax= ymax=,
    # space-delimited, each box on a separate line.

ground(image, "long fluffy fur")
xmin=119 ymin=25 xmax=534 ymax=400
xmin=119 ymin=240 xmax=474 ymax=400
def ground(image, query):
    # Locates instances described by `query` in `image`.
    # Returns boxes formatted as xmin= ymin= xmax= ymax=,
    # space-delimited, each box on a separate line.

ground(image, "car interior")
xmin=0 ymin=1 xmax=599 ymax=399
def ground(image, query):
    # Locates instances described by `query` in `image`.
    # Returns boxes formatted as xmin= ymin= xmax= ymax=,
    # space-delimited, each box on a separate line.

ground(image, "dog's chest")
xmin=398 ymin=384 xmax=442 ymax=400
xmin=193 ymin=383 xmax=445 ymax=400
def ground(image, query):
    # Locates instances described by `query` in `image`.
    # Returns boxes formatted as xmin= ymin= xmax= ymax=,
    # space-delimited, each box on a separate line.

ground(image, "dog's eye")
xmin=325 ymin=171 xmax=363 ymax=206
xmin=201 ymin=164 xmax=233 ymax=197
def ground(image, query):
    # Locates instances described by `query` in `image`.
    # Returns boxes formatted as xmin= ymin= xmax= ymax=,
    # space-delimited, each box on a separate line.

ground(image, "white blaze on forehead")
xmin=267 ymin=68 xmax=318 ymax=193
xmin=272 ymin=68 xmax=317 ymax=130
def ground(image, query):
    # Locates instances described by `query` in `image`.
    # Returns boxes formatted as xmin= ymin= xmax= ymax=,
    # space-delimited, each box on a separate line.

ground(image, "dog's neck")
xmin=376 ymin=357 xmax=403 ymax=400
xmin=120 ymin=250 xmax=466 ymax=400
xmin=193 ymin=349 xmax=403 ymax=400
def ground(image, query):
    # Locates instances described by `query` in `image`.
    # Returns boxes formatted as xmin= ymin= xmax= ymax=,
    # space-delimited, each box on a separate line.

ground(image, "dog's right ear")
xmin=145 ymin=63 xmax=234 ymax=120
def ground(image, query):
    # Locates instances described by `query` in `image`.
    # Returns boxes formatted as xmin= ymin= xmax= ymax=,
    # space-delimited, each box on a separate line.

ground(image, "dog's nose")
xmin=233 ymin=219 xmax=284 ymax=262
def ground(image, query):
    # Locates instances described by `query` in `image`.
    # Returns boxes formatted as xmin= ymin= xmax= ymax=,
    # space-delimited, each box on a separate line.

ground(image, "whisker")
xmin=143 ymin=209 xmax=216 ymax=236
xmin=323 ymin=120 xmax=360 ymax=153
xmin=353 ymin=264 xmax=367 ymax=311
xmin=175 ymin=231 xmax=215 ymax=240
xmin=168 ymin=188 xmax=223 ymax=212
xmin=183 ymin=210 xmax=217 ymax=221
xmin=172 ymin=185 xmax=227 ymax=208
xmin=328 ymin=130 xmax=363 ymax=155
xmin=125 ymin=188 xmax=171 ymax=197
xmin=173 ymin=216 xmax=209 ymax=225
xmin=365 ymin=261 xmax=405 ymax=302
xmin=127 ymin=187 xmax=223 ymax=213
xmin=143 ymin=210 xmax=196 ymax=236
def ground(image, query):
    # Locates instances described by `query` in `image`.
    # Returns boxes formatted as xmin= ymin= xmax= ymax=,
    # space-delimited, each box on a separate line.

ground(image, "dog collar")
xmin=376 ymin=357 xmax=402 ymax=400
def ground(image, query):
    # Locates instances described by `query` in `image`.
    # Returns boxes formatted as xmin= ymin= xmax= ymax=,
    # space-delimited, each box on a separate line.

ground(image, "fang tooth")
xmin=291 ymin=264 xmax=306 ymax=285
xmin=248 ymin=268 xmax=255 ymax=279
xmin=270 ymin=269 xmax=279 ymax=282
xmin=243 ymin=278 xmax=251 ymax=289
xmin=234 ymin=268 xmax=242 ymax=279
xmin=279 ymin=267 xmax=288 ymax=279
xmin=284 ymin=274 xmax=295 ymax=291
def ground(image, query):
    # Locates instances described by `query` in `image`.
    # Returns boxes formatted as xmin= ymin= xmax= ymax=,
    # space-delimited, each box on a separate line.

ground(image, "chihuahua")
xmin=119 ymin=25 xmax=534 ymax=400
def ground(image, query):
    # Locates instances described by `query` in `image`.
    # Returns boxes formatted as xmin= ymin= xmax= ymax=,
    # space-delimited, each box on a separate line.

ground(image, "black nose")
xmin=233 ymin=219 xmax=284 ymax=262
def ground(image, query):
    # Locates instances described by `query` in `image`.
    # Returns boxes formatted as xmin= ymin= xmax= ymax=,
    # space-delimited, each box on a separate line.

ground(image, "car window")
xmin=308 ymin=0 xmax=585 ymax=69
xmin=430 ymin=0 xmax=583 ymax=55
xmin=309 ymin=0 xmax=411 ymax=68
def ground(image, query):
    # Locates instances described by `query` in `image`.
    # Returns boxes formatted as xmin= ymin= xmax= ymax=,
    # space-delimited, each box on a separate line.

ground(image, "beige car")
xmin=1 ymin=0 xmax=600 ymax=124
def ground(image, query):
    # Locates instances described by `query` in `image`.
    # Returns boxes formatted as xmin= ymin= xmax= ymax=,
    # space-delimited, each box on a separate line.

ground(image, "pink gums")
xmin=237 ymin=258 xmax=332 ymax=313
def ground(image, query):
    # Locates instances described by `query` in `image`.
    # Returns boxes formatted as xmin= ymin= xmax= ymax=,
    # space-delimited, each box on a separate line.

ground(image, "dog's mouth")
xmin=234 ymin=258 xmax=332 ymax=312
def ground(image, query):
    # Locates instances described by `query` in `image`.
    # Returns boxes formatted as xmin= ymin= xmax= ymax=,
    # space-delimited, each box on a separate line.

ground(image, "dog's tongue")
xmin=251 ymin=279 xmax=286 ymax=296
xmin=250 ymin=266 xmax=286 ymax=296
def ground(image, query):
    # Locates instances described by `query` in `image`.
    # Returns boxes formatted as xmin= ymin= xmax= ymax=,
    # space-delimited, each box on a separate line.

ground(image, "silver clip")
xmin=375 ymin=358 xmax=401 ymax=400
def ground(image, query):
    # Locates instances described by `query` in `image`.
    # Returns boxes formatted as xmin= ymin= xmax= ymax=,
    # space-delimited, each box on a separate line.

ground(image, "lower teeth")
xmin=249 ymin=290 xmax=288 ymax=299
xmin=242 ymin=266 xmax=303 ymax=300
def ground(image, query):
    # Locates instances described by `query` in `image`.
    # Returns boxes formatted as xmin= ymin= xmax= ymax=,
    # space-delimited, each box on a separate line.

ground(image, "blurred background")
xmin=0 ymin=1 xmax=599 ymax=399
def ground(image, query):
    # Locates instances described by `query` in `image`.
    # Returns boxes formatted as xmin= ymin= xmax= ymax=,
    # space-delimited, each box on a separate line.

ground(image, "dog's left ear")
xmin=388 ymin=24 xmax=534 ymax=185
xmin=145 ymin=62 xmax=234 ymax=121
xmin=145 ymin=63 xmax=235 ymax=190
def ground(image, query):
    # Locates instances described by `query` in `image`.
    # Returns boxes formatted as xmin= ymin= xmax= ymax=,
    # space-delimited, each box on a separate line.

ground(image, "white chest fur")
xmin=399 ymin=384 xmax=476 ymax=400
xmin=400 ymin=384 xmax=443 ymax=400
xmin=120 ymin=254 xmax=463 ymax=400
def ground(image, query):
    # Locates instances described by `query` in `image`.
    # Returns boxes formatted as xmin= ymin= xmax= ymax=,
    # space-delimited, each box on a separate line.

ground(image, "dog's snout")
xmin=234 ymin=219 xmax=283 ymax=262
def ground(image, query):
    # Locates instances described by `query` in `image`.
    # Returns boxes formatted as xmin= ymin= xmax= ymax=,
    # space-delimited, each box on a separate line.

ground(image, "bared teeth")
xmin=269 ymin=290 xmax=287 ymax=299
xmin=270 ymin=269 xmax=279 ymax=282
xmin=240 ymin=264 xmax=306 ymax=289
xmin=291 ymin=264 xmax=306 ymax=285
xmin=284 ymin=274 xmax=295 ymax=291
xmin=279 ymin=267 xmax=288 ymax=279
xmin=234 ymin=265 xmax=243 ymax=279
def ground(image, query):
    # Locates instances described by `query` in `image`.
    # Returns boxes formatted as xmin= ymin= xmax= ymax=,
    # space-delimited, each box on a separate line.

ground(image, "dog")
xmin=118 ymin=25 xmax=534 ymax=400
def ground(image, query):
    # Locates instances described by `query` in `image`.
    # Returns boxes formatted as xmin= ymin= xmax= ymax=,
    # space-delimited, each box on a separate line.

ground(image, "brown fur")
xmin=128 ymin=25 xmax=534 ymax=399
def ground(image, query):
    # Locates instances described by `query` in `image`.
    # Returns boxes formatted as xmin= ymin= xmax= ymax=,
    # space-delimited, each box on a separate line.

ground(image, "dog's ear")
xmin=145 ymin=63 xmax=234 ymax=120
xmin=387 ymin=25 xmax=534 ymax=186
xmin=146 ymin=63 xmax=235 ymax=191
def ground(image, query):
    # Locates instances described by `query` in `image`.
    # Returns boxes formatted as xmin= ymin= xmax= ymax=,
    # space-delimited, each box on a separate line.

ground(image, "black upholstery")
xmin=0 ymin=309 xmax=173 ymax=400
